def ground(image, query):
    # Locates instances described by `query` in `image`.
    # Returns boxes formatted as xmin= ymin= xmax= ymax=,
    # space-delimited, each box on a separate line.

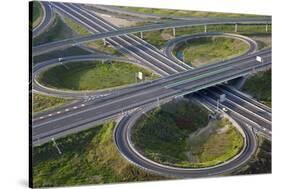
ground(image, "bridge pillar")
xmin=103 ymin=38 xmax=106 ymax=46
xmin=172 ymin=27 xmax=176 ymax=37
xmin=140 ymin=31 xmax=143 ymax=39
xmin=235 ymin=24 xmax=238 ymax=32
xmin=204 ymin=25 xmax=207 ymax=33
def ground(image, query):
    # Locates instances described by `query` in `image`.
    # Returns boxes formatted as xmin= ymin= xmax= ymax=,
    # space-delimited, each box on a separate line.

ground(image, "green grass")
xmin=39 ymin=61 xmax=159 ymax=91
xmin=63 ymin=17 xmax=91 ymax=36
xmin=119 ymin=6 xmax=265 ymax=18
xmin=174 ymin=37 xmax=249 ymax=67
xmin=32 ymin=1 xmax=43 ymax=28
xmin=32 ymin=93 xmax=70 ymax=113
xmin=135 ymin=28 xmax=174 ymax=49
xmin=61 ymin=16 xmax=122 ymax=55
xmin=33 ymin=15 xmax=76 ymax=46
xmin=32 ymin=122 xmax=167 ymax=187
xmin=194 ymin=119 xmax=244 ymax=167
xmin=242 ymin=69 xmax=271 ymax=107
xmin=132 ymin=100 xmax=244 ymax=168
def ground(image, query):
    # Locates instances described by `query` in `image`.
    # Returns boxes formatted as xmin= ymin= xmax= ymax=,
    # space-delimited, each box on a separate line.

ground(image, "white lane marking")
xmin=57 ymin=111 xmax=61 ymax=114
xmin=73 ymin=106 xmax=77 ymax=109
xmin=65 ymin=108 xmax=69 ymax=111
xmin=48 ymin=114 xmax=52 ymax=117
xmin=81 ymin=104 xmax=85 ymax=107
xmin=40 ymin=116 xmax=44 ymax=119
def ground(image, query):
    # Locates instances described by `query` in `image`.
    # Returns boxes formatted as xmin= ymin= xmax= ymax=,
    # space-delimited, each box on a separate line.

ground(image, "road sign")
xmin=137 ymin=72 xmax=143 ymax=80
xmin=220 ymin=94 xmax=226 ymax=102
xmin=256 ymin=56 xmax=263 ymax=63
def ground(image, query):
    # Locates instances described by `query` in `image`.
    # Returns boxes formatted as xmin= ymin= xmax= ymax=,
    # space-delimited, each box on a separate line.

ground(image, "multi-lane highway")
xmin=32 ymin=49 xmax=271 ymax=145
xmin=31 ymin=1 xmax=272 ymax=178
xmin=162 ymin=31 xmax=271 ymax=138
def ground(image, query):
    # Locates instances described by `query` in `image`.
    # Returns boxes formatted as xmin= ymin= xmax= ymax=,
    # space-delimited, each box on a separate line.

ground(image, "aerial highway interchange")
xmin=31 ymin=1 xmax=272 ymax=179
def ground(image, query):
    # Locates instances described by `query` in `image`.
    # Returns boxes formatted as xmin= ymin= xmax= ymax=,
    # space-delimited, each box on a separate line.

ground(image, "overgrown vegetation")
xmin=33 ymin=15 xmax=76 ymax=46
xmin=63 ymin=17 xmax=91 ymax=36
xmin=39 ymin=61 xmax=159 ymax=91
xmin=132 ymin=100 xmax=244 ymax=168
xmin=234 ymin=137 xmax=271 ymax=175
xmin=174 ymin=37 xmax=249 ymax=67
xmin=32 ymin=1 xmax=43 ymax=28
xmin=32 ymin=122 xmax=167 ymax=187
xmin=242 ymin=69 xmax=271 ymax=107
xmin=119 ymin=6 xmax=265 ymax=18
xmin=32 ymin=93 xmax=70 ymax=113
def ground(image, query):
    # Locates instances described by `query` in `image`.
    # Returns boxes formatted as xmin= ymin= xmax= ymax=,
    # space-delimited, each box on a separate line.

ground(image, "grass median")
xmin=32 ymin=122 xmax=167 ymax=187
xmin=132 ymin=100 xmax=244 ymax=168
xmin=38 ymin=60 xmax=159 ymax=91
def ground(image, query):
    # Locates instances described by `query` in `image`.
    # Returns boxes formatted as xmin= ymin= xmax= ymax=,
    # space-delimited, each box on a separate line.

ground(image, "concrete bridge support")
xmin=172 ymin=27 xmax=176 ymax=37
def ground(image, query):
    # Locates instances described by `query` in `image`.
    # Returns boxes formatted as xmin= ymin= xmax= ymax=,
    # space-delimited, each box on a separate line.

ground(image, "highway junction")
xmin=31 ymin=1 xmax=272 ymax=179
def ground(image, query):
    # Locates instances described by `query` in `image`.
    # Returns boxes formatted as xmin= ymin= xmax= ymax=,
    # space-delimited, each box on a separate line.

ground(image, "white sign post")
xmin=137 ymin=72 xmax=143 ymax=80
xmin=256 ymin=56 xmax=263 ymax=63
xmin=220 ymin=94 xmax=226 ymax=102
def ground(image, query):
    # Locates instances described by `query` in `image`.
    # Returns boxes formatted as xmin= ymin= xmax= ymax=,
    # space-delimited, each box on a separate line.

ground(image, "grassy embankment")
xmin=32 ymin=1 xmax=43 ymax=29
xmin=62 ymin=17 xmax=122 ymax=56
xmin=32 ymin=93 xmax=70 ymax=113
xmin=32 ymin=122 xmax=167 ymax=187
xmin=119 ymin=6 xmax=264 ymax=18
xmin=39 ymin=61 xmax=159 ymax=91
xmin=132 ymin=100 xmax=244 ymax=168
xmin=174 ymin=37 xmax=249 ymax=67
xmin=234 ymin=137 xmax=271 ymax=175
xmin=135 ymin=24 xmax=271 ymax=49
xmin=242 ymin=69 xmax=271 ymax=107
xmin=33 ymin=15 xmax=76 ymax=46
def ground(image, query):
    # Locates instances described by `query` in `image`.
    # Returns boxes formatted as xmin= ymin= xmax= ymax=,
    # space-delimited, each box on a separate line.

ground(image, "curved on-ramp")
xmin=114 ymin=104 xmax=257 ymax=178
xmin=33 ymin=1 xmax=54 ymax=38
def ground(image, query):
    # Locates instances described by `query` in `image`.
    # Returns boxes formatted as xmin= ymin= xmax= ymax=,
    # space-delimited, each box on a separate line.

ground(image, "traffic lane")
xmin=32 ymin=52 xmax=271 ymax=126
xmin=215 ymin=86 xmax=271 ymax=121
xmin=32 ymin=87 xmax=174 ymax=136
xmin=115 ymin=108 xmax=256 ymax=177
xmin=205 ymin=89 xmax=271 ymax=130
xmin=219 ymin=85 xmax=271 ymax=113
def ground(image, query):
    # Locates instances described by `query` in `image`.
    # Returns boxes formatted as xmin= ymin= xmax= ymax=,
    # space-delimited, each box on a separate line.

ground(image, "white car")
xmin=58 ymin=58 xmax=63 ymax=62
xmin=222 ymin=107 xmax=228 ymax=112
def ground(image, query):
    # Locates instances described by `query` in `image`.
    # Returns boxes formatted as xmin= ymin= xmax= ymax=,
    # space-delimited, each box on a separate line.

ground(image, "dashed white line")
xmin=81 ymin=104 xmax=85 ymax=107
xmin=65 ymin=108 xmax=69 ymax=111
xmin=57 ymin=111 xmax=61 ymax=114
xmin=48 ymin=114 xmax=52 ymax=117
xmin=40 ymin=116 xmax=44 ymax=119
xmin=73 ymin=106 xmax=77 ymax=109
